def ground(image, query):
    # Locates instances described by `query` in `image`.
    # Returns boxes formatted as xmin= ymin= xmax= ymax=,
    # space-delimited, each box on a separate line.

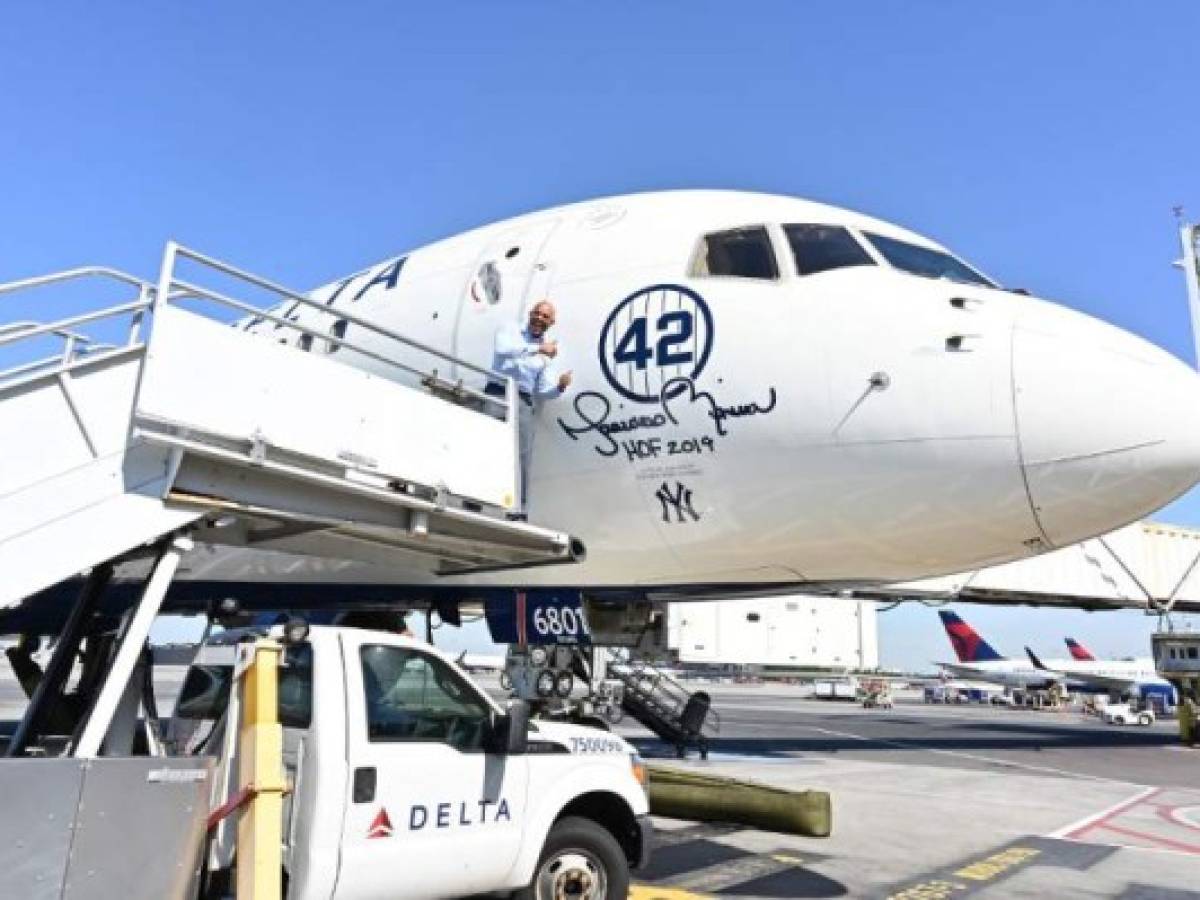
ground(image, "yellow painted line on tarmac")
xmin=886 ymin=844 xmax=1043 ymax=899
xmin=953 ymin=845 xmax=1039 ymax=881
xmin=770 ymin=852 xmax=806 ymax=866
xmin=629 ymin=885 xmax=713 ymax=900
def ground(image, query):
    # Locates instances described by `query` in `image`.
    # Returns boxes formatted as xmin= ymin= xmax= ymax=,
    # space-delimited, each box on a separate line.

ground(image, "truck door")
xmin=333 ymin=633 xmax=530 ymax=900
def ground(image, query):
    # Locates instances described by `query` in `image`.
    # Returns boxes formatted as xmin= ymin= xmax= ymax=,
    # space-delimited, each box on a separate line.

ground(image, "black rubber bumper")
xmin=633 ymin=814 xmax=655 ymax=870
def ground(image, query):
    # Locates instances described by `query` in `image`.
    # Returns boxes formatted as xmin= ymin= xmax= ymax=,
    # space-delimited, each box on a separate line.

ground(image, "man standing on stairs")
xmin=486 ymin=301 xmax=573 ymax=519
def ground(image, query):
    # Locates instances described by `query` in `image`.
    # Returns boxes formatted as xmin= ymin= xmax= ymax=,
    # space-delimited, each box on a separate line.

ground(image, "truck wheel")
xmin=517 ymin=816 xmax=629 ymax=900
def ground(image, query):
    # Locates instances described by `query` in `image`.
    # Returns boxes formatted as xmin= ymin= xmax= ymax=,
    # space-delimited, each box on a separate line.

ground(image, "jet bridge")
xmin=849 ymin=520 xmax=1200 ymax=614
xmin=1181 ymin=221 xmax=1200 ymax=369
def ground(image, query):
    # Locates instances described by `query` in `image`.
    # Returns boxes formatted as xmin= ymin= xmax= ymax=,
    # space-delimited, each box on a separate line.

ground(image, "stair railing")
xmin=611 ymin=659 xmax=721 ymax=737
xmin=0 ymin=269 xmax=152 ymax=396
xmin=153 ymin=243 xmax=516 ymax=421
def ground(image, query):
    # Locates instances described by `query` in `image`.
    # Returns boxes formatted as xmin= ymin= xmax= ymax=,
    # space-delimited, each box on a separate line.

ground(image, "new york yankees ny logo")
xmin=655 ymin=481 xmax=700 ymax=524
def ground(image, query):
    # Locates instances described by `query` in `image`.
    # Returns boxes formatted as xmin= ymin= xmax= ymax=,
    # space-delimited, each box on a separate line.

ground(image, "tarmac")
xmin=3 ymin=668 xmax=1199 ymax=898
xmin=620 ymin=682 xmax=1200 ymax=899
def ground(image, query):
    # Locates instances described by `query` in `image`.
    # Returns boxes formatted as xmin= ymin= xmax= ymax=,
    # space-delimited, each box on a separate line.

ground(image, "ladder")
xmin=609 ymin=659 xmax=720 ymax=758
xmin=0 ymin=242 xmax=582 ymax=613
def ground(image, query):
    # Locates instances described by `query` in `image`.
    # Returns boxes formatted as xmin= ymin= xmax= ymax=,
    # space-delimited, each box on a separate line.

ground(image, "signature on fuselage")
xmin=556 ymin=376 xmax=777 ymax=458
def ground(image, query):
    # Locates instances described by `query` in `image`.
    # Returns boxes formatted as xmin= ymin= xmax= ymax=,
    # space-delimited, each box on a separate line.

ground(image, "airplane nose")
xmin=1013 ymin=303 xmax=1200 ymax=548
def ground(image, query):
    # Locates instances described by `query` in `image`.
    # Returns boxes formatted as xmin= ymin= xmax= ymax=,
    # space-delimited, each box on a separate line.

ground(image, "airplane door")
xmin=452 ymin=220 xmax=560 ymax=389
xmin=333 ymin=634 xmax=529 ymax=900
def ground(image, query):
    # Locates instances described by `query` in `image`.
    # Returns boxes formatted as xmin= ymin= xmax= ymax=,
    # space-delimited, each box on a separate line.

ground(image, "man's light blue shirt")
xmin=491 ymin=322 xmax=566 ymax=400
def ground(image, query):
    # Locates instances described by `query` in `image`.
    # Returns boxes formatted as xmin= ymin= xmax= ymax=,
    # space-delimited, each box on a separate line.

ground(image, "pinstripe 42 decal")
xmin=557 ymin=285 xmax=776 ymax=461
xmin=599 ymin=285 xmax=714 ymax=403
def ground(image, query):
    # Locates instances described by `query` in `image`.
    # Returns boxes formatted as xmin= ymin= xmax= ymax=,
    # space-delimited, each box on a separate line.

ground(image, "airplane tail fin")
xmin=1065 ymin=638 xmax=1096 ymax=661
xmin=1025 ymin=646 xmax=1050 ymax=670
xmin=937 ymin=610 xmax=1005 ymax=663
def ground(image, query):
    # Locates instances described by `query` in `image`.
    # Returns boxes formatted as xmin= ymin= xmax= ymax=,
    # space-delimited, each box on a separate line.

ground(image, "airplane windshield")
xmin=864 ymin=232 xmax=996 ymax=288
xmin=784 ymin=224 xmax=876 ymax=276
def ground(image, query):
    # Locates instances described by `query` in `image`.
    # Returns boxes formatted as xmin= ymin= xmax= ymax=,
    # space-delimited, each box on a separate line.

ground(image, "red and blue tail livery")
xmin=1064 ymin=638 xmax=1096 ymax=661
xmin=937 ymin=610 xmax=1005 ymax=663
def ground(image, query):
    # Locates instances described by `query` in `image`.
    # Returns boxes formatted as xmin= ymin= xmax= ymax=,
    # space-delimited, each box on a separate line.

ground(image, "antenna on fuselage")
xmin=1174 ymin=207 xmax=1200 ymax=370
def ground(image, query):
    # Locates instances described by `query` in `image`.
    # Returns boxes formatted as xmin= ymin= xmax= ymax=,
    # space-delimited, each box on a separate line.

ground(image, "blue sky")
xmin=3 ymin=4 xmax=1200 ymax=668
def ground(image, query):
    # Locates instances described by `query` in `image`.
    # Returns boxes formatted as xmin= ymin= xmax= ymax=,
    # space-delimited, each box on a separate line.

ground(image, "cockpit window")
xmin=692 ymin=226 xmax=779 ymax=280
xmin=863 ymin=232 xmax=996 ymax=288
xmin=784 ymin=225 xmax=875 ymax=276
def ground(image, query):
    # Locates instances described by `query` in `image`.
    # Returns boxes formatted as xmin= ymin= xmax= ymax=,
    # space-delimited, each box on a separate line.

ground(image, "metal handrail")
xmin=164 ymin=244 xmax=509 ymax=387
xmin=0 ymin=300 xmax=150 ymax=351
xmin=0 ymin=266 xmax=147 ymax=297
xmin=0 ymin=344 xmax=144 ymax=395
xmin=1 ymin=247 xmax=522 ymax=490
xmin=0 ymin=321 xmax=94 ymax=345
xmin=0 ymin=268 xmax=152 ymax=392
xmin=613 ymin=661 xmax=721 ymax=736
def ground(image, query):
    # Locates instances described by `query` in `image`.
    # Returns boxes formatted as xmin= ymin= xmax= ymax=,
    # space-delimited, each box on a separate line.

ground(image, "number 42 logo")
xmin=599 ymin=285 xmax=714 ymax=404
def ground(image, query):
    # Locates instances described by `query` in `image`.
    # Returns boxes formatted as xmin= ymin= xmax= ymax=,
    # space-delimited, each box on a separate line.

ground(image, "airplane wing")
xmin=936 ymin=661 xmax=1003 ymax=682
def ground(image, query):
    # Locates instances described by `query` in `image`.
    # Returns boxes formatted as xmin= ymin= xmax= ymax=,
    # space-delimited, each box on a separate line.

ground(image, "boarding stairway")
xmin=609 ymin=659 xmax=720 ymax=758
xmin=0 ymin=243 xmax=582 ymax=613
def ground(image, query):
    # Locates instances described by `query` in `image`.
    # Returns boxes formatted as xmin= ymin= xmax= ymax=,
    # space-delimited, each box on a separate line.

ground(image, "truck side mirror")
xmin=490 ymin=699 xmax=530 ymax=755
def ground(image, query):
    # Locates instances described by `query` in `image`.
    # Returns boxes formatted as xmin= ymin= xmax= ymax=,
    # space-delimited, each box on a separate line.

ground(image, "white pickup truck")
xmin=171 ymin=625 xmax=652 ymax=900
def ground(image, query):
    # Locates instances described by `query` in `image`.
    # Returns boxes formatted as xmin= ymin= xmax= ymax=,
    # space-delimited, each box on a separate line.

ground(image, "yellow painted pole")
xmin=236 ymin=640 xmax=287 ymax=900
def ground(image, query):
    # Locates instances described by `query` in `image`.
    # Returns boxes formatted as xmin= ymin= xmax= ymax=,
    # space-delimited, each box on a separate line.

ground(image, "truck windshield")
xmin=360 ymin=645 xmax=492 ymax=750
xmin=174 ymin=643 xmax=312 ymax=728
xmin=863 ymin=231 xmax=996 ymax=288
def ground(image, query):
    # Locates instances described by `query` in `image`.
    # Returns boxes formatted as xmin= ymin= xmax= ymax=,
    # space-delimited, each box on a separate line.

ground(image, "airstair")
xmin=0 ymin=242 xmax=581 ymax=614
xmin=609 ymin=659 xmax=720 ymax=758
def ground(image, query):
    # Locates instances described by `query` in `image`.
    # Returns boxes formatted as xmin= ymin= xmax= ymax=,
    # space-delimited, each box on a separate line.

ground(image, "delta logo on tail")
xmin=937 ymin=611 xmax=1005 ymax=663
xmin=1065 ymin=638 xmax=1096 ymax=661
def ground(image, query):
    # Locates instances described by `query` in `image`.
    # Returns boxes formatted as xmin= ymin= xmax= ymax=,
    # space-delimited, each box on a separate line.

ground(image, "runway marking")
xmin=1050 ymin=787 xmax=1200 ymax=856
xmin=886 ymin=841 xmax=1043 ymax=899
xmin=1048 ymin=786 xmax=1160 ymax=838
xmin=1163 ymin=804 xmax=1200 ymax=833
xmin=628 ymin=886 xmax=710 ymax=899
xmin=886 ymin=835 xmax=1116 ymax=898
xmin=1095 ymin=821 xmax=1200 ymax=855
xmin=802 ymin=724 xmax=1148 ymax=786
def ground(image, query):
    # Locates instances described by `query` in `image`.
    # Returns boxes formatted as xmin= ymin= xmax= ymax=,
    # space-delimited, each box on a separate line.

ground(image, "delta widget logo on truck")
xmin=368 ymin=800 xmax=513 ymax=838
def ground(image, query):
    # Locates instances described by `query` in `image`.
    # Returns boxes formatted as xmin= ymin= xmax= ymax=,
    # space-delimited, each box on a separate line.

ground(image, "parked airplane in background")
xmin=9 ymin=189 xmax=1200 ymax=631
xmin=937 ymin=611 xmax=1176 ymax=703
xmin=935 ymin=611 xmax=1056 ymax=690
xmin=1065 ymin=638 xmax=1096 ymax=661
xmin=1025 ymin=646 xmax=1175 ymax=705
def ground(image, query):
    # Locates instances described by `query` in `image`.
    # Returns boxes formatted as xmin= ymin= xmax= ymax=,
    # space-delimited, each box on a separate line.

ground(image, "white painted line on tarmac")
xmin=802 ymin=724 xmax=1149 ymax=787
xmin=1045 ymin=786 xmax=1159 ymax=839
xmin=1164 ymin=805 xmax=1200 ymax=833
xmin=716 ymin=702 xmax=1091 ymax=723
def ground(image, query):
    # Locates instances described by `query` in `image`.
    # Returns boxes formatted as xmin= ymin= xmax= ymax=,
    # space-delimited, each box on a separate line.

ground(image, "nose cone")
xmin=1014 ymin=303 xmax=1200 ymax=548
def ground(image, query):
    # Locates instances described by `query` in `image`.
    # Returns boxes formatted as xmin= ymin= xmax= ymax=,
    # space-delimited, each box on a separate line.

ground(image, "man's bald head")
xmin=528 ymin=301 xmax=556 ymax=337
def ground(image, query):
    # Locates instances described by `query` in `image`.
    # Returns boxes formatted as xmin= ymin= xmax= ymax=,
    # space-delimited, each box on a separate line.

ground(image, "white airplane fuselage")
xmin=943 ymin=656 xmax=1167 ymax=694
xmin=233 ymin=190 xmax=1200 ymax=594
xmin=939 ymin=660 xmax=1057 ymax=691
xmin=1052 ymin=658 xmax=1159 ymax=681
